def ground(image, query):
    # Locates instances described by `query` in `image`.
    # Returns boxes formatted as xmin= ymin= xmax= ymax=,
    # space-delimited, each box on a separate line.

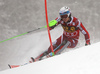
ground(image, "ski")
xmin=8 ymin=64 xmax=11 ymax=69
xmin=8 ymin=64 xmax=20 ymax=69
xmin=31 ymin=51 xmax=49 ymax=62
xmin=8 ymin=40 xmax=70 ymax=69
xmin=8 ymin=60 xmax=33 ymax=69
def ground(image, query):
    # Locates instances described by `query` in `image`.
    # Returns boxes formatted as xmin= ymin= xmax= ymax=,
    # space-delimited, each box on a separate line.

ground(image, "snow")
xmin=0 ymin=42 xmax=100 ymax=74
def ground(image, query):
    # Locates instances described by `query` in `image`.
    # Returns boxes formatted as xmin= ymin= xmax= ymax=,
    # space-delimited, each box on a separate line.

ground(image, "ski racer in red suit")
xmin=47 ymin=6 xmax=90 ymax=53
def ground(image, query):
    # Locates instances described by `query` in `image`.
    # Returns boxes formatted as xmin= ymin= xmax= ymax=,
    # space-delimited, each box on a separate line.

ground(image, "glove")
xmin=85 ymin=39 xmax=90 ymax=46
xmin=50 ymin=25 xmax=57 ymax=29
xmin=85 ymin=42 xmax=91 ymax=46
xmin=49 ymin=24 xmax=57 ymax=30
xmin=49 ymin=20 xmax=57 ymax=30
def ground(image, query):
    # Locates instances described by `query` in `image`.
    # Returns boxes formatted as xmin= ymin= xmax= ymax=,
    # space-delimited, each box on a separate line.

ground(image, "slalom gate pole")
xmin=44 ymin=0 xmax=55 ymax=56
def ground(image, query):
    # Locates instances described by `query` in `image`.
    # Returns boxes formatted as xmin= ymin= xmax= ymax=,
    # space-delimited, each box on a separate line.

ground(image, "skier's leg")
xmin=35 ymin=34 xmax=68 ymax=60
xmin=67 ymin=38 xmax=78 ymax=48
xmin=48 ymin=34 xmax=66 ymax=53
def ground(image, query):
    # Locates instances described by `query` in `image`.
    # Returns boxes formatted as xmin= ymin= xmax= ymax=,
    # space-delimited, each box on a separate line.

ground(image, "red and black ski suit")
xmin=48 ymin=16 xmax=90 ymax=53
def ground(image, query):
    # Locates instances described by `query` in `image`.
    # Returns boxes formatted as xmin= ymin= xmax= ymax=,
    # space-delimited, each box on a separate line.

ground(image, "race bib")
xmin=62 ymin=25 xmax=76 ymax=33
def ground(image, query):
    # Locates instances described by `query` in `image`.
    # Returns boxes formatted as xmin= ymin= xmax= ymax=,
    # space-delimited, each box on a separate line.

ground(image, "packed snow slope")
xmin=0 ymin=42 xmax=100 ymax=74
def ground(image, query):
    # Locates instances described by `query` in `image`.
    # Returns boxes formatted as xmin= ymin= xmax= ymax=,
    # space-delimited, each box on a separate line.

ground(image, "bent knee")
xmin=67 ymin=40 xmax=78 ymax=48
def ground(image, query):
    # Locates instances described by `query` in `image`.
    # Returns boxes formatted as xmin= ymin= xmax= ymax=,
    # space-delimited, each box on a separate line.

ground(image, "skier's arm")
xmin=77 ymin=20 xmax=90 ymax=45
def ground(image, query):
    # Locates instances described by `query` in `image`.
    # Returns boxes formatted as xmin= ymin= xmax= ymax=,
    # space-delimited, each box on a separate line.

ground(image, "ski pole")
xmin=0 ymin=27 xmax=45 ymax=43
xmin=28 ymin=20 xmax=57 ymax=33
xmin=27 ymin=27 xmax=45 ymax=33
xmin=0 ymin=20 xmax=57 ymax=43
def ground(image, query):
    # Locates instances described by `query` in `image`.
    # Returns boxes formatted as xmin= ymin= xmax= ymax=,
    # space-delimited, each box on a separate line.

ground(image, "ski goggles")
xmin=59 ymin=11 xmax=69 ymax=18
xmin=60 ymin=15 xmax=68 ymax=18
xmin=59 ymin=11 xmax=70 ymax=15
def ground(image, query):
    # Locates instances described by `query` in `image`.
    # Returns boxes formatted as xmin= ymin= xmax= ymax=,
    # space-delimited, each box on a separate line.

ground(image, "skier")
xmin=35 ymin=6 xmax=90 ymax=60
xmin=47 ymin=6 xmax=90 ymax=53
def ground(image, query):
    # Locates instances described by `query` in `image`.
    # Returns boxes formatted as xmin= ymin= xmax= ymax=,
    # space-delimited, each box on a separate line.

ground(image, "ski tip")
xmin=8 ymin=64 xmax=11 ymax=69
xmin=31 ymin=57 xmax=35 ymax=62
